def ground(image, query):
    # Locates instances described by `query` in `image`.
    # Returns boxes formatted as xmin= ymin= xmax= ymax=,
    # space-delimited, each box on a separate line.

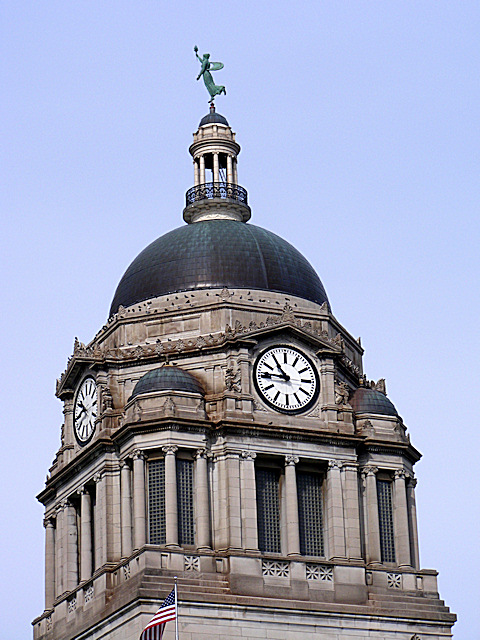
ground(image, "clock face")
xmin=74 ymin=377 xmax=98 ymax=444
xmin=254 ymin=346 xmax=319 ymax=414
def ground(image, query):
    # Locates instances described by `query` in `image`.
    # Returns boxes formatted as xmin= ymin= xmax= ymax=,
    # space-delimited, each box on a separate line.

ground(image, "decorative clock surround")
xmin=253 ymin=345 xmax=319 ymax=414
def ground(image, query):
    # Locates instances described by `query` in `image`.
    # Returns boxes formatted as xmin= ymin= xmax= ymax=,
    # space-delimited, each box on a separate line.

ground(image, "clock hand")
xmin=261 ymin=372 xmax=290 ymax=381
xmin=271 ymin=354 xmax=289 ymax=378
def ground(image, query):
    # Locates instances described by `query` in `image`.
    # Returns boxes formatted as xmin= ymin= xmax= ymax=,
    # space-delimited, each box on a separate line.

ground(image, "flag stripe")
xmin=140 ymin=587 xmax=176 ymax=640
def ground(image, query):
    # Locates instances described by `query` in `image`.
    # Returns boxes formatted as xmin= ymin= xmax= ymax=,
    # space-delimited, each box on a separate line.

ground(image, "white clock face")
xmin=254 ymin=346 xmax=319 ymax=414
xmin=74 ymin=377 xmax=97 ymax=444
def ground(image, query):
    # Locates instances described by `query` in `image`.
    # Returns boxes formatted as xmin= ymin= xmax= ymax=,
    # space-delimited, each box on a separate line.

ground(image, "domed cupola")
xmin=350 ymin=380 xmax=398 ymax=417
xmin=129 ymin=366 xmax=204 ymax=400
xmin=109 ymin=107 xmax=330 ymax=316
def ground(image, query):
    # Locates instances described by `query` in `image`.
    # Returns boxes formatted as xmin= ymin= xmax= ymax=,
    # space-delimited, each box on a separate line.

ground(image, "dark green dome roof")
xmin=130 ymin=366 xmax=204 ymax=400
xmin=199 ymin=111 xmax=229 ymax=127
xmin=110 ymin=220 xmax=329 ymax=316
xmin=350 ymin=387 xmax=398 ymax=417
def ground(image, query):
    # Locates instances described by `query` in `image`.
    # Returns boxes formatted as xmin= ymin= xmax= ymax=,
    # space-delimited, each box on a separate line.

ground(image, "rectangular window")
xmin=176 ymin=458 xmax=194 ymax=546
xmin=148 ymin=459 xmax=166 ymax=544
xmin=377 ymin=479 xmax=395 ymax=562
xmin=297 ymin=471 xmax=324 ymax=556
xmin=256 ymin=467 xmax=281 ymax=553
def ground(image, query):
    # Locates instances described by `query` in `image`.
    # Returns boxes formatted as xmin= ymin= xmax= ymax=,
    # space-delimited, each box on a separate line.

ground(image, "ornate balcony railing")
xmin=185 ymin=182 xmax=248 ymax=207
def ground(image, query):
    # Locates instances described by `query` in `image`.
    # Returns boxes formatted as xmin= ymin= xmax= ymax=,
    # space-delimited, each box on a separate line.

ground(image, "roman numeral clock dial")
xmin=254 ymin=346 xmax=319 ymax=414
xmin=74 ymin=377 xmax=98 ymax=445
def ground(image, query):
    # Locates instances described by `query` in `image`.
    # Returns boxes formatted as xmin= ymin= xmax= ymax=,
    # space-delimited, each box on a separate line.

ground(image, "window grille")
xmin=176 ymin=458 xmax=194 ymax=546
xmin=377 ymin=479 xmax=395 ymax=562
xmin=297 ymin=472 xmax=324 ymax=556
xmin=256 ymin=467 xmax=281 ymax=553
xmin=148 ymin=459 xmax=166 ymax=544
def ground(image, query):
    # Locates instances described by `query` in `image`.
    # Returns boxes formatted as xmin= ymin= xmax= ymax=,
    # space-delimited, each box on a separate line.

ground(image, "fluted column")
xmin=394 ymin=469 xmax=411 ymax=567
xmin=241 ymin=451 xmax=258 ymax=551
xmin=44 ymin=519 xmax=55 ymax=608
xmin=213 ymin=152 xmax=220 ymax=182
xmin=285 ymin=456 xmax=300 ymax=556
xmin=226 ymin=155 xmax=233 ymax=183
xmin=133 ymin=450 xmax=146 ymax=549
xmin=80 ymin=487 xmax=92 ymax=581
xmin=407 ymin=477 xmax=420 ymax=569
xmin=199 ymin=155 xmax=205 ymax=184
xmin=226 ymin=452 xmax=242 ymax=549
xmin=362 ymin=466 xmax=381 ymax=565
xmin=94 ymin=472 xmax=106 ymax=569
xmin=195 ymin=449 xmax=210 ymax=550
xmin=65 ymin=500 xmax=78 ymax=590
xmin=163 ymin=446 xmax=179 ymax=547
xmin=341 ymin=462 xmax=362 ymax=560
xmin=55 ymin=503 xmax=64 ymax=597
xmin=120 ymin=460 xmax=133 ymax=557
xmin=326 ymin=461 xmax=346 ymax=559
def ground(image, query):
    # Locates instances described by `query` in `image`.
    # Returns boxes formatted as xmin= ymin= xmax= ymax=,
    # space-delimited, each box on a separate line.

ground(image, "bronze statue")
xmin=194 ymin=46 xmax=226 ymax=104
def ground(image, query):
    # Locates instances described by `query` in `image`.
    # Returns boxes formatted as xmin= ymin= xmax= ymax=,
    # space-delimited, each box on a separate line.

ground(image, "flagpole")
xmin=174 ymin=576 xmax=179 ymax=640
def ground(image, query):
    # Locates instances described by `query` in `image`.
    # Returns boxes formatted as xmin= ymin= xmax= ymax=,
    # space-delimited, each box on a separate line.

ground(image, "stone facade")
xmin=33 ymin=111 xmax=455 ymax=639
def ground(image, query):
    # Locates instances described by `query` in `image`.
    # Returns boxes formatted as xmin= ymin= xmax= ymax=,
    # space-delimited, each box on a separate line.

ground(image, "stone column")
xmin=163 ymin=445 xmax=179 ymax=547
xmin=195 ymin=449 xmax=210 ymax=550
xmin=55 ymin=503 xmax=64 ymax=597
xmin=394 ymin=469 xmax=411 ymax=567
xmin=133 ymin=450 xmax=146 ymax=549
xmin=194 ymin=159 xmax=200 ymax=186
xmin=326 ymin=461 xmax=346 ymax=559
xmin=199 ymin=155 xmax=205 ymax=184
xmin=120 ymin=460 xmax=133 ymax=557
xmin=407 ymin=477 xmax=420 ymax=569
xmin=80 ymin=487 xmax=92 ymax=581
xmin=362 ymin=466 xmax=381 ymax=565
xmin=94 ymin=472 xmax=107 ymax=569
xmin=341 ymin=463 xmax=362 ymax=560
xmin=226 ymin=155 xmax=233 ymax=183
xmin=285 ymin=456 xmax=300 ymax=556
xmin=44 ymin=519 xmax=55 ymax=608
xmin=241 ymin=451 xmax=258 ymax=551
xmin=213 ymin=152 xmax=220 ymax=183
xmin=65 ymin=500 xmax=78 ymax=591
xmin=226 ymin=452 xmax=242 ymax=549
xmin=233 ymin=159 xmax=238 ymax=184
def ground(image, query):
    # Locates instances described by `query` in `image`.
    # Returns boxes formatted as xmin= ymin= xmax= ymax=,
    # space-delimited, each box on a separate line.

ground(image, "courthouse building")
xmin=33 ymin=106 xmax=455 ymax=639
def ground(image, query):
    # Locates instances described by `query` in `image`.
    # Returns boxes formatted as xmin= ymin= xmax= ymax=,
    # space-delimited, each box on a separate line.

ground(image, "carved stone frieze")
xmin=225 ymin=364 xmax=241 ymax=393
xmin=334 ymin=379 xmax=350 ymax=406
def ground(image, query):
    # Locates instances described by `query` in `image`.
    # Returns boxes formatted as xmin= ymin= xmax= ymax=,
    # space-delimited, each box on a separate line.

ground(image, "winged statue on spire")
xmin=194 ymin=46 xmax=226 ymax=104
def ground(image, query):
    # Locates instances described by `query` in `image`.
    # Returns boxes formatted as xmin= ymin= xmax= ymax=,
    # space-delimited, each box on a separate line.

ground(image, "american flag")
xmin=140 ymin=587 xmax=177 ymax=640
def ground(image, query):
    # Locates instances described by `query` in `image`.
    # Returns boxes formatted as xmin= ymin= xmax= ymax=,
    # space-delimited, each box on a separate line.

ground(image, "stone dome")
xmin=349 ymin=387 xmax=398 ymax=417
xmin=130 ymin=366 xmax=204 ymax=400
xmin=110 ymin=220 xmax=329 ymax=316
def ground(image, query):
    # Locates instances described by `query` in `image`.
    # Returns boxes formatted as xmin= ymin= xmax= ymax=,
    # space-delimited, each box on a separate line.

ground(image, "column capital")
xmin=162 ymin=445 xmax=178 ymax=455
xmin=394 ymin=469 xmax=407 ymax=480
xmin=409 ymin=476 xmax=418 ymax=488
xmin=78 ymin=485 xmax=89 ymax=496
xmin=43 ymin=517 xmax=55 ymax=528
xmin=195 ymin=448 xmax=209 ymax=460
xmin=360 ymin=465 xmax=378 ymax=477
xmin=132 ymin=449 xmax=146 ymax=461
xmin=328 ymin=459 xmax=343 ymax=470
xmin=241 ymin=450 xmax=257 ymax=460
xmin=93 ymin=471 xmax=104 ymax=483
xmin=285 ymin=455 xmax=299 ymax=466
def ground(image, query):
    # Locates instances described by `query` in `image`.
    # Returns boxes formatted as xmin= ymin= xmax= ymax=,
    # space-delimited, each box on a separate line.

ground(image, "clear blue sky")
xmin=1 ymin=2 xmax=478 ymax=638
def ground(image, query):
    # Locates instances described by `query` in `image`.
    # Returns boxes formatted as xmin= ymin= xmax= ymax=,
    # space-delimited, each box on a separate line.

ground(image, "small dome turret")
xmin=350 ymin=386 xmax=398 ymax=417
xmin=130 ymin=366 xmax=204 ymax=400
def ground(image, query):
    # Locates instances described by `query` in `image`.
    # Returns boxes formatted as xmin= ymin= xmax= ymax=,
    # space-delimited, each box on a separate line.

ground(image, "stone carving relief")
xmin=225 ymin=364 xmax=241 ymax=393
xmin=306 ymin=564 xmax=333 ymax=582
xmin=162 ymin=397 xmax=176 ymax=417
xmin=387 ymin=573 xmax=402 ymax=589
xmin=262 ymin=560 xmax=289 ymax=578
xmin=101 ymin=386 xmax=113 ymax=412
xmin=334 ymin=379 xmax=350 ymax=406
xmin=184 ymin=555 xmax=200 ymax=572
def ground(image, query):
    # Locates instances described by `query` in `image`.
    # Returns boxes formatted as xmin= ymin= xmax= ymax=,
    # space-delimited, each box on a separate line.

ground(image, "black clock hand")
xmin=271 ymin=353 xmax=289 ymax=377
xmin=261 ymin=372 xmax=290 ymax=381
